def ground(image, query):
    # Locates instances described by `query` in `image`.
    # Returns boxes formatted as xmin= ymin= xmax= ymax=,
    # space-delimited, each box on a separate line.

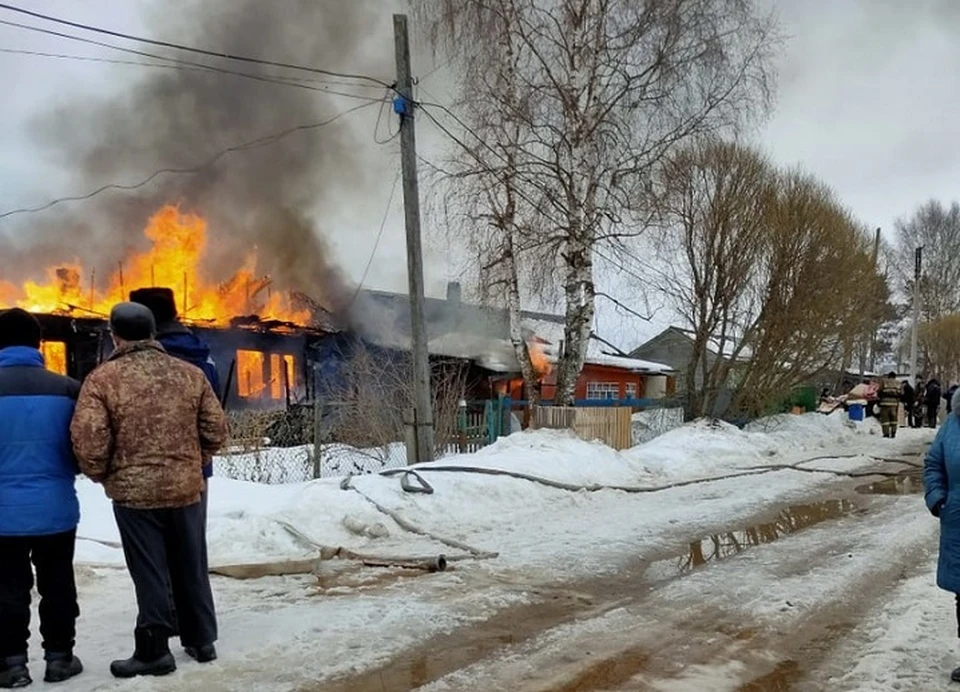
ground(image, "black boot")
xmin=43 ymin=652 xmax=82 ymax=684
xmin=184 ymin=644 xmax=217 ymax=663
xmin=0 ymin=656 xmax=30 ymax=689
xmin=110 ymin=628 xmax=176 ymax=679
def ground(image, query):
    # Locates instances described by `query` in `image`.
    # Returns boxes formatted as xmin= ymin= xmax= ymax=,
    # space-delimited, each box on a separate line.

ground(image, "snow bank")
xmin=423 ymin=428 xmax=655 ymax=486
xmin=73 ymin=410 xmax=907 ymax=571
xmin=629 ymin=412 xmax=862 ymax=480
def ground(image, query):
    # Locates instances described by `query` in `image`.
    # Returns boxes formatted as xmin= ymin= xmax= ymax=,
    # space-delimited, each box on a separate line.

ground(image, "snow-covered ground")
xmin=38 ymin=413 xmax=938 ymax=689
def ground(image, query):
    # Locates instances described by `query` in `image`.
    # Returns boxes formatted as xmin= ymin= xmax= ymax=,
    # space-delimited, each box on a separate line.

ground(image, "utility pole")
xmin=858 ymin=227 xmax=882 ymax=380
xmin=867 ymin=227 xmax=882 ymax=373
xmin=394 ymin=13 xmax=435 ymax=463
xmin=909 ymin=246 xmax=922 ymax=386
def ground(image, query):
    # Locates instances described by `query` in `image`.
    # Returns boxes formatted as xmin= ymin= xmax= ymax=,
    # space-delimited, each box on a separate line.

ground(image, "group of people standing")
xmin=0 ymin=288 xmax=226 ymax=687
xmin=877 ymin=374 xmax=954 ymax=438
xmin=901 ymin=378 xmax=957 ymax=429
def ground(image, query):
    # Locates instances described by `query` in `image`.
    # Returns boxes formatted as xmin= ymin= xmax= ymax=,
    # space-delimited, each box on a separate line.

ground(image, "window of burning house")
xmin=41 ymin=341 xmax=67 ymax=376
xmin=236 ymin=350 xmax=266 ymax=398
xmin=236 ymin=350 xmax=296 ymax=400
xmin=269 ymin=354 xmax=296 ymax=400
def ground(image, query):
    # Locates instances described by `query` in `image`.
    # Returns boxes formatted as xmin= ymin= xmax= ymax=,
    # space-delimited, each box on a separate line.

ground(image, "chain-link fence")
xmin=214 ymin=407 xmax=411 ymax=484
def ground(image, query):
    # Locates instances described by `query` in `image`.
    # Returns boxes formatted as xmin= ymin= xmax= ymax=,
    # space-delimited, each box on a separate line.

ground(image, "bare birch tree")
xmin=418 ymin=0 xmax=779 ymax=403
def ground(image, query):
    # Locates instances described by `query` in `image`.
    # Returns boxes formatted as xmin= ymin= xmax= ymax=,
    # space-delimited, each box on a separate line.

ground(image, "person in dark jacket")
xmin=947 ymin=384 xmax=960 ymax=416
xmin=925 ymin=387 xmax=960 ymax=682
xmin=928 ymin=379 xmax=944 ymax=428
xmin=0 ymin=309 xmax=84 ymax=688
xmin=128 ymin=287 xmax=219 ymax=660
xmin=902 ymin=380 xmax=916 ymax=421
xmin=915 ymin=381 xmax=927 ymax=428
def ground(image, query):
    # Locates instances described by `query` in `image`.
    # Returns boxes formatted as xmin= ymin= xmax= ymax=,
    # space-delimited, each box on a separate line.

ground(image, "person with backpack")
xmin=0 ymin=309 xmax=84 ymax=688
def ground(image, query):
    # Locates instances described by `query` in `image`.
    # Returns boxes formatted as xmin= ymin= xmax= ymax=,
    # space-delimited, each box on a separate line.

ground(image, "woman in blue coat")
xmin=925 ymin=387 xmax=960 ymax=682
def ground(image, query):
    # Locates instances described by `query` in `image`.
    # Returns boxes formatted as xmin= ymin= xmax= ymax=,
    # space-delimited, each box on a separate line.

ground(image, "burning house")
xmin=1 ymin=206 xmax=333 ymax=410
xmin=343 ymin=283 xmax=676 ymax=404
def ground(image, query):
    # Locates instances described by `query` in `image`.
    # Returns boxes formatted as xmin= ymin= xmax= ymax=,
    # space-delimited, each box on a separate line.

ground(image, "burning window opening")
xmin=41 ymin=341 xmax=67 ymax=375
xmin=236 ymin=350 xmax=266 ymax=398
xmin=3 ymin=205 xmax=311 ymax=327
xmin=237 ymin=350 xmax=297 ymax=400
xmin=269 ymin=354 xmax=296 ymax=400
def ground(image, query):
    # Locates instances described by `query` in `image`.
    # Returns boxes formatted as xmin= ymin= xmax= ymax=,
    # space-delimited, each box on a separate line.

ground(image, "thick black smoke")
xmin=15 ymin=0 xmax=394 ymax=316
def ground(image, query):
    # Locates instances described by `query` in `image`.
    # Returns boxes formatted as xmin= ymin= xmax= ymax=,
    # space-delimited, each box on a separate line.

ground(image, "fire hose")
xmin=375 ymin=453 xmax=923 ymax=496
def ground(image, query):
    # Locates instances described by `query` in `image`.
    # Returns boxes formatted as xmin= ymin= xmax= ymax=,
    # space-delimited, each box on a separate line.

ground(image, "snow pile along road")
xmin=74 ymin=411 xmax=917 ymax=573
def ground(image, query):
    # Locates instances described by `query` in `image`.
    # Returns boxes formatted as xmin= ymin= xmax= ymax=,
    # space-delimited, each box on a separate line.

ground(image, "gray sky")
xmin=0 ymin=1 xmax=957 ymax=349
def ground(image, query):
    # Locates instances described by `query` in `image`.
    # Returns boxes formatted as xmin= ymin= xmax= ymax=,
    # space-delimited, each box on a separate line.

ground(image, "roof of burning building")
xmin=347 ymin=285 xmax=673 ymax=375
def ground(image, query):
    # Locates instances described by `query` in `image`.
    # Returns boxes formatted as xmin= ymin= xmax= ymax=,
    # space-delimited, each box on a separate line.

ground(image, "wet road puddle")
xmin=647 ymin=499 xmax=859 ymax=581
xmin=856 ymin=471 xmax=923 ymax=496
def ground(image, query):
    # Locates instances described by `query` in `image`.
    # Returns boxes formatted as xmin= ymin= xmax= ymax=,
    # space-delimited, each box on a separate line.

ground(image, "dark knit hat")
xmin=129 ymin=287 xmax=178 ymax=325
xmin=110 ymin=302 xmax=156 ymax=342
xmin=0 ymin=308 xmax=42 ymax=350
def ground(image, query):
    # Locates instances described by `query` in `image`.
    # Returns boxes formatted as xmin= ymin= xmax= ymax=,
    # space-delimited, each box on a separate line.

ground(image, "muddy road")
xmin=316 ymin=441 xmax=933 ymax=692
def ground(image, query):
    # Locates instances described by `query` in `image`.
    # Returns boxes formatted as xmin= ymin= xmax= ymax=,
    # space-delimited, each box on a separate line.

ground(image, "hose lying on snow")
xmin=377 ymin=453 xmax=924 ymax=496
xmin=339 ymin=475 xmax=499 ymax=560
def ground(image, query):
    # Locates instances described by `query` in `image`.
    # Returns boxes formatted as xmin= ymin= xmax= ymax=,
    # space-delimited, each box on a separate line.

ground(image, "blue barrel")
xmin=848 ymin=403 xmax=865 ymax=422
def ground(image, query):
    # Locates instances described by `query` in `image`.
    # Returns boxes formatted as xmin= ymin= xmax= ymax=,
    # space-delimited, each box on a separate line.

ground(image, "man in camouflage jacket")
xmin=71 ymin=303 xmax=227 ymax=679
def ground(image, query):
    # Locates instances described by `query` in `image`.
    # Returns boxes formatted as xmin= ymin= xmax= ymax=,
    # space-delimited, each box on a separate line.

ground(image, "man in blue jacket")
xmin=128 ymin=288 xmax=219 ymax=661
xmin=0 ymin=309 xmax=83 ymax=687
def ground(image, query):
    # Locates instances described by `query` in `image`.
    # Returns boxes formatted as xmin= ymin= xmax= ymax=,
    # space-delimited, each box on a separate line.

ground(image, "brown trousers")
xmin=878 ymin=404 xmax=899 ymax=438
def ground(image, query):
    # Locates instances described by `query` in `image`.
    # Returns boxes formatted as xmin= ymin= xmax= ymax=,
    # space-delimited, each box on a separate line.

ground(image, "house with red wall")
xmin=352 ymin=283 xmax=675 ymax=404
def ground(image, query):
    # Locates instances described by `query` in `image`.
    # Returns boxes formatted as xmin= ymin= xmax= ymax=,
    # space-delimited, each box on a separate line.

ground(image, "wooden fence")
xmin=532 ymin=406 xmax=633 ymax=450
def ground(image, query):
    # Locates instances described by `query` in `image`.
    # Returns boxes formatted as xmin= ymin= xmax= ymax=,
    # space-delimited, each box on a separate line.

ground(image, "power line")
xmin=372 ymin=90 xmax=400 ymax=145
xmin=0 ymin=2 xmax=392 ymax=87
xmin=351 ymin=170 xmax=402 ymax=307
xmin=0 ymin=100 xmax=380 ymax=221
xmin=0 ymin=20 xmax=386 ymax=100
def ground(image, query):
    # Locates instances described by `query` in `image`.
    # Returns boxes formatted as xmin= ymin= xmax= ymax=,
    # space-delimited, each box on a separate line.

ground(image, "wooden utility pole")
xmin=394 ymin=13 xmax=435 ymax=463
xmin=868 ymin=227 xmax=881 ymax=373
xmin=859 ymin=227 xmax=881 ymax=377
xmin=909 ymin=246 xmax=922 ymax=385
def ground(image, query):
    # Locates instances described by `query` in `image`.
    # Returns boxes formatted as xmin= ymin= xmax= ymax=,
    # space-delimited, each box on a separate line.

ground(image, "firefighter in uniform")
xmin=878 ymin=371 xmax=902 ymax=439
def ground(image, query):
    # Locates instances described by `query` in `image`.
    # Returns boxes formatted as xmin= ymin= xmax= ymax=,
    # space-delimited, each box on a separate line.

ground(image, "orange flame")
xmin=5 ymin=205 xmax=310 ymax=326
xmin=529 ymin=340 xmax=552 ymax=377
xmin=41 ymin=341 xmax=67 ymax=375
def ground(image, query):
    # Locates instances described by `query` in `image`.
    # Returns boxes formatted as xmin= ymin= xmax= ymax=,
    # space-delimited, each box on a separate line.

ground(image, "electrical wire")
xmin=350 ymin=170 xmax=402 ymax=308
xmin=0 ymin=20 xmax=386 ymax=100
xmin=0 ymin=100 xmax=381 ymax=221
xmin=0 ymin=2 xmax=392 ymax=87
xmin=373 ymin=90 xmax=401 ymax=145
